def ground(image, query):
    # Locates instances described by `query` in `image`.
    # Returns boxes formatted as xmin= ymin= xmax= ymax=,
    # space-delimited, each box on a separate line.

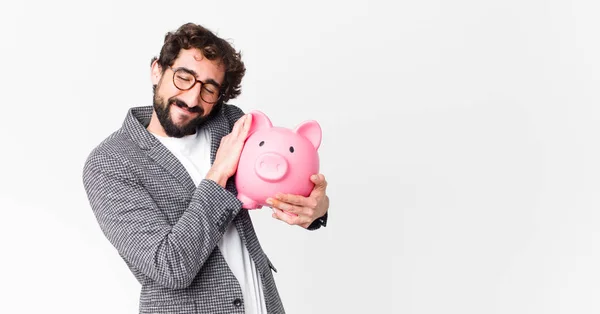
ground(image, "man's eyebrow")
xmin=176 ymin=66 xmax=222 ymax=88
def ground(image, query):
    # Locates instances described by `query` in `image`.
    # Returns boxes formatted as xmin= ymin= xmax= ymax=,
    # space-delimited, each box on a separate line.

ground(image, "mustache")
xmin=169 ymin=98 xmax=203 ymax=114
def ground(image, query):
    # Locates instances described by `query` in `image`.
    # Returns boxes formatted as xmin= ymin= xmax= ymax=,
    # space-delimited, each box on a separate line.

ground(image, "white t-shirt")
xmin=151 ymin=128 xmax=267 ymax=314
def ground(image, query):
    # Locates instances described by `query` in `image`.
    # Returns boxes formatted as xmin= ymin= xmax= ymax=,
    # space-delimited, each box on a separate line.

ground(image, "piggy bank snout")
xmin=254 ymin=152 xmax=289 ymax=182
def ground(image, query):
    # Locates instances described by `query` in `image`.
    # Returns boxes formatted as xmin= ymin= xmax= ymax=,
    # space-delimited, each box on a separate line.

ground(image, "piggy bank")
xmin=235 ymin=110 xmax=322 ymax=209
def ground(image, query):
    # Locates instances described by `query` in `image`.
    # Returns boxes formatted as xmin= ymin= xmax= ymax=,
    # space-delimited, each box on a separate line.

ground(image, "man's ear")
xmin=151 ymin=59 xmax=162 ymax=85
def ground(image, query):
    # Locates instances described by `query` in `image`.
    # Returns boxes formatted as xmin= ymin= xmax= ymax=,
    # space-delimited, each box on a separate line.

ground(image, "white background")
xmin=1 ymin=0 xmax=599 ymax=313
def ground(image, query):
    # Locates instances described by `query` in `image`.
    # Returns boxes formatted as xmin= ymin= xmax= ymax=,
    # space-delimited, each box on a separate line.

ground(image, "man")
xmin=82 ymin=22 xmax=329 ymax=314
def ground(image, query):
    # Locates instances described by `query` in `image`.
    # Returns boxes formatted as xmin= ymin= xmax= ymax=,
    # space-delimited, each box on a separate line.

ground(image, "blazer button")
xmin=233 ymin=298 xmax=243 ymax=307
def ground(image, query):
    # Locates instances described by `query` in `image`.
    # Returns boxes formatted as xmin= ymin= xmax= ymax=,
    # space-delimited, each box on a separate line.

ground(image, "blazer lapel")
xmin=124 ymin=104 xmax=237 ymax=195
xmin=143 ymin=104 xmax=233 ymax=195
xmin=147 ymin=144 xmax=196 ymax=194
xmin=123 ymin=106 xmax=196 ymax=194
xmin=203 ymin=109 xmax=229 ymax=166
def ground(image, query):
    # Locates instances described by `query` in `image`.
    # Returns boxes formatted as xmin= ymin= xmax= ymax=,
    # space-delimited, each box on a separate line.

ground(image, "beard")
xmin=153 ymin=89 xmax=210 ymax=138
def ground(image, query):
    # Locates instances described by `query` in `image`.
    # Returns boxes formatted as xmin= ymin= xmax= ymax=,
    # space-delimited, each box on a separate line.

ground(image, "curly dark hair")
xmin=151 ymin=22 xmax=246 ymax=104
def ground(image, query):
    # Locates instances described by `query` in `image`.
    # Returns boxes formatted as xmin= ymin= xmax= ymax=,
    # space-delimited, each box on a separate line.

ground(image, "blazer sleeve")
xmin=82 ymin=152 xmax=242 ymax=289
xmin=307 ymin=211 xmax=328 ymax=230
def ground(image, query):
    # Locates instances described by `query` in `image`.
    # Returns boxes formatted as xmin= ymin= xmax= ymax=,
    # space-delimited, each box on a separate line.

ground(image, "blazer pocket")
xmin=140 ymin=301 xmax=197 ymax=314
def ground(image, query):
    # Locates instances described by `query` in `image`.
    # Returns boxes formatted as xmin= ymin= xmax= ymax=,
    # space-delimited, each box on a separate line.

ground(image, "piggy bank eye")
xmin=259 ymin=141 xmax=265 ymax=147
xmin=289 ymin=146 xmax=295 ymax=153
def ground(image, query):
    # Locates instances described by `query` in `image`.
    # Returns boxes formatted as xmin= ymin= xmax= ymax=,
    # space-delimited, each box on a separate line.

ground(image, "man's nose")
xmin=179 ymin=83 xmax=203 ymax=108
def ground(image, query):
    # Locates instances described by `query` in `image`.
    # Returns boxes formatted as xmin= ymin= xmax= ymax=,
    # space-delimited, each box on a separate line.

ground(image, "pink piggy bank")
xmin=235 ymin=110 xmax=322 ymax=209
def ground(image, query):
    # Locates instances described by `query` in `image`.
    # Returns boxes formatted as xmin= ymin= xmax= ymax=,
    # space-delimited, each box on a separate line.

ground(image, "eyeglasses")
xmin=169 ymin=66 xmax=223 ymax=104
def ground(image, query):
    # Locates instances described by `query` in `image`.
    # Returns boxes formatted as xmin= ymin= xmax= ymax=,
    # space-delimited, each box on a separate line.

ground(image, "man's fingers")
xmin=310 ymin=174 xmax=327 ymax=191
xmin=272 ymin=194 xmax=309 ymax=207
xmin=271 ymin=208 xmax=314 ymax=228
xmin=240 ymin=113 xmax=253 ymax=140
xmin=267 ymin=198 xmax=301 ymax=214
xmin=268 ymin=174 xmax=329 ymax=229
xmin=271 ymin=208 xmax=298 ymax=225
xmin=243 ymin=113 xmax=252 ymax=132
xmin=271 ymin=174 xmax=326 ymax=207
xmin=231 ymin=114 xmax=248 ymax=137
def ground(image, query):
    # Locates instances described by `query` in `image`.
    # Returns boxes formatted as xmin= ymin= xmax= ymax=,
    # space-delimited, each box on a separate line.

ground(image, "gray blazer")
xmin=82 ymin=104 xmax=299 ymax=313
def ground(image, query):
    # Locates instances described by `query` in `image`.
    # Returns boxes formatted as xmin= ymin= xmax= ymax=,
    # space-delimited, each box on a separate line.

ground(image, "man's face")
xmin=151 ymin=48 xmax=226 ymax=137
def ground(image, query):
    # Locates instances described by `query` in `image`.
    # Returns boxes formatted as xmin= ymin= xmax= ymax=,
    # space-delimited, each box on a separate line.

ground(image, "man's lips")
xmin=171 ymin=101 xmax=201 ymax=115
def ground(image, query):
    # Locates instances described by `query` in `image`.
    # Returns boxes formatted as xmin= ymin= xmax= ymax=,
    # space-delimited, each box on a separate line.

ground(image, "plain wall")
xmin=1 ymin=0 xmax=599 ymax=313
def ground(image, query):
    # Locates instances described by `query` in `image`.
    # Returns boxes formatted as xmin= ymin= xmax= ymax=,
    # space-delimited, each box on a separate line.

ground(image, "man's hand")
xmin=206 ymin=114 xmax=252 ymax=187
xmin=267 ymin=174 xmax=329 ymax=229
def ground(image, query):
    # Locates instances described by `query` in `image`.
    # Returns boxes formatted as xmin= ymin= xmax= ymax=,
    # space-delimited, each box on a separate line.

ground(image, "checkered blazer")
xmin=82 ymin=104 xmax=299 ymax=313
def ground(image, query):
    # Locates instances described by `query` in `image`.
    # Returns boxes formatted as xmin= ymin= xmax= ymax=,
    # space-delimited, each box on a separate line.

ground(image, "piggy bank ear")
xmin=248 ymin=110 xmax=273 ymax=135
xmin=294 ymin=120 xmax=322 ymax=149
